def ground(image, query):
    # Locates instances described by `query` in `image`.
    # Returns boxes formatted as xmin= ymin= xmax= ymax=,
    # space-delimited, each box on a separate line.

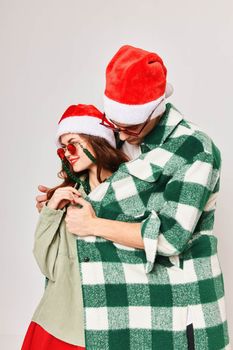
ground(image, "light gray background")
xmin=0 ymin=0 xmax=232 ymax=348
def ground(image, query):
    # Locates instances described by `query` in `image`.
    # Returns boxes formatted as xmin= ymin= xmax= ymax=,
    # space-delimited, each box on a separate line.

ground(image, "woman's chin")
xmin=72 ymin=164 xmax=85 ymax=173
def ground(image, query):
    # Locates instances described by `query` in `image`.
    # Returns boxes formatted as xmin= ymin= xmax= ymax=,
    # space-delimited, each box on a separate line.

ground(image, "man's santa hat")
xmin=56 ymin=104 xmax=116 ymax=148
xmin=104 ymin=45 xmax=173 ymax=125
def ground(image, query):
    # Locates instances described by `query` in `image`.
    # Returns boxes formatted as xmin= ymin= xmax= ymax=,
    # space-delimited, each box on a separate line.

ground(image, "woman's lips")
xmin=69 ymin=157 xmax=79 ymax=165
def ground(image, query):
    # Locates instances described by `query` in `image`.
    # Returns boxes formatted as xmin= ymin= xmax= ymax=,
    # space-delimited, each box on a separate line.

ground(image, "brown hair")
xmin=47 ymin=134 xmax=129 ymax=200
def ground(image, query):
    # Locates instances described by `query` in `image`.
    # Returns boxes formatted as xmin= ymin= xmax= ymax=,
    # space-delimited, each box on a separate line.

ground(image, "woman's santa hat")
xmin=104 ymin=45 xmax=173 ymax=125
xmin=56 ymin=104 xmax=116 ymax=148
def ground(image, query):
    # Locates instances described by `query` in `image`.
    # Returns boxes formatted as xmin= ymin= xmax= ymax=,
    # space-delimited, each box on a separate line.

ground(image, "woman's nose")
xmin=65 ymin=148 xmax=70 ymax=157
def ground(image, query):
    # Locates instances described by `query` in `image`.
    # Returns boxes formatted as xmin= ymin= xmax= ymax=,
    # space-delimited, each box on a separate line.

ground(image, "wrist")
xmin=47 ymin=199 xmax=57 ymax=210
xmin=90 ymin=217 xmax=101 ymax=237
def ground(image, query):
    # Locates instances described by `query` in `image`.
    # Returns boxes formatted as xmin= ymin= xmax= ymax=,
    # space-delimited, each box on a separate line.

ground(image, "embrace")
xmin=21 ymin=45 xmax=230 ymax=350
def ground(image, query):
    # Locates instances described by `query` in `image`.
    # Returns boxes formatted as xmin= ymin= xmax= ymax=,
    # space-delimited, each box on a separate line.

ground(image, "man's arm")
xmin=66 ymin=150 xmax=220 ymax=273
xmin=92 ymin=218 xmax=144 ymax=249
xmin=66 ymin=200 xmax=144 ymax=249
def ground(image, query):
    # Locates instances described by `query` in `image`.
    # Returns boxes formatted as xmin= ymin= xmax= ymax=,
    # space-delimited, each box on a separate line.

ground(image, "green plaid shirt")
xmin=76 ymin=104 xmax=230 ymax=349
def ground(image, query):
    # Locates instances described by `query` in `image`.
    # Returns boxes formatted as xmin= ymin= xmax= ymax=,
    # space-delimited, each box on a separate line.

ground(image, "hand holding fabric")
xmin=65 ymin=197 xmax=97 ymax=236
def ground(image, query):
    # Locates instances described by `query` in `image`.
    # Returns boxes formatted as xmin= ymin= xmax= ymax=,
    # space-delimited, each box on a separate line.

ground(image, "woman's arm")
xmin=33 ymin=186 xmax=81 ymax=280
xmin=33 ymin=205 xmax=65 ymax=281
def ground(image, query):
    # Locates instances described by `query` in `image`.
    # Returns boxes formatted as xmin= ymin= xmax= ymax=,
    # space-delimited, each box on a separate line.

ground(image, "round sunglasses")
xmin=57 ymin=142 xmax=79 ymax=160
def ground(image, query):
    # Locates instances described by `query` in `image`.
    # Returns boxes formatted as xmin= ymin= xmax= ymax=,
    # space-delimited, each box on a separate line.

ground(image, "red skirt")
xmin=21 ymin=322 xmax=86 ymax=350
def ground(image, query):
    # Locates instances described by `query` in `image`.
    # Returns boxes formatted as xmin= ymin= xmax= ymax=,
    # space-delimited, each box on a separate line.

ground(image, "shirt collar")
xmin=141 ymin=103 xmax=183 ymax=151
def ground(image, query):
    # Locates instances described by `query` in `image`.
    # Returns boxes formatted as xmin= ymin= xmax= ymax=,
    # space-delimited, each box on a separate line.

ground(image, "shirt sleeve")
xmin=33 ymin=204 xmax=65 ymax=281
xmin=141 ymin=150 xmax=221 ymax=273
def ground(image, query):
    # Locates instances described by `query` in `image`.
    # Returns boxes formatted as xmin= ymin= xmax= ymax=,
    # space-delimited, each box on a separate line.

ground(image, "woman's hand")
xmin=65 ymin=197 xmax=97 ymax=236
xmin=47 ymin=187 xmax=81 ymax=210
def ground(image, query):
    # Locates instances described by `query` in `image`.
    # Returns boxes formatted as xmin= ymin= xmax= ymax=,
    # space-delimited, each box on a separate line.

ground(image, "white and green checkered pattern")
xmin=76 ymin=104 xmax=230 ymax=349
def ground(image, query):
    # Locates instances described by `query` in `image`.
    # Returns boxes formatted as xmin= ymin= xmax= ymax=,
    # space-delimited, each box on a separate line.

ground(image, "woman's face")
xmin=59 ymin=133 xmax=95 ymax=173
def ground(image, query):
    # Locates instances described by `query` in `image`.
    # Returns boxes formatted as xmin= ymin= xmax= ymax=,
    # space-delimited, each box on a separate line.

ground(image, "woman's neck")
xmin=88 ymin=166 xmax=112 ymax=191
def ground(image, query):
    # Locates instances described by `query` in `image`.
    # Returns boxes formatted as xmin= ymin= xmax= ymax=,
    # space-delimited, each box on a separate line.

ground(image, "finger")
xmin=59 ymin=187 xmax=82 ymax=196
xmin=36 ymin=194 xmax=48 ymax=203
xmin=73 ymin=194 xmax=81 ymax=201
xmin=38 ymin=185 xmax=50 ymax=193
xmin=56 ymin=193 xmax=76 ymax=202
xmin=66 ymin=206 xmax=77 ymax=215
xmin=57 ymin=199 xmax=70 ymax=210
xmin=36 ymin=203 xmax=43 ymax=212
xmin=73 ymin=197 xmax=90 ymax=207
xmin=56 ymin=193 xmax=80 ymax=204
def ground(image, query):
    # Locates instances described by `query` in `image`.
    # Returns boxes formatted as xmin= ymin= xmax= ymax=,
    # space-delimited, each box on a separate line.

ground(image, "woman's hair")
xmin=47 ymin=134 xmax=129 ymax=200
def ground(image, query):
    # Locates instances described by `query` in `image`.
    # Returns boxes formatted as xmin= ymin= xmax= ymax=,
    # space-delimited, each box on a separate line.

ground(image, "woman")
xmin=21 ymin=104 xmax=129 ymax=350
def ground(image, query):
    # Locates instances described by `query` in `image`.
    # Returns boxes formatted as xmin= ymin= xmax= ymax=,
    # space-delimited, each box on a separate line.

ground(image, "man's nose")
xmin=119 ymin=131 xmax=130 ymax=141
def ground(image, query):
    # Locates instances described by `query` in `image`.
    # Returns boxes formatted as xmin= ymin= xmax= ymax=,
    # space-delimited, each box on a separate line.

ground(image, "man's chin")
xmin=126 ymin=139 xmax=141 ymax=145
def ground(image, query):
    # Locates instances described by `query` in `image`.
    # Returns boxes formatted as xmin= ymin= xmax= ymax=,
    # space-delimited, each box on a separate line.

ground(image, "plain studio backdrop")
xmin=0 ymin=0 xmax=232 ymax=348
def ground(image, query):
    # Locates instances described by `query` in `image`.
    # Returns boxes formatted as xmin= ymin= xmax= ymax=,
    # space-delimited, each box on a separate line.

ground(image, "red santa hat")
xmin=104 ymin=45 xmax=173 ymax=125
xmin=56 ymin=104 xmax=116 ymax=148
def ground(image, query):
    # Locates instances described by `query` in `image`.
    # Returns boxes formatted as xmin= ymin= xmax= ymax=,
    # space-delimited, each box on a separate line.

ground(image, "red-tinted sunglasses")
xmin=57 ymin=143 xmax=77 ymax=160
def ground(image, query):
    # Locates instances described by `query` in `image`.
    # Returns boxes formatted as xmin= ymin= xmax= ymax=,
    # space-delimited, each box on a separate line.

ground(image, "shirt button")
xmin=83 ymin=256 xmax=90 ymax=262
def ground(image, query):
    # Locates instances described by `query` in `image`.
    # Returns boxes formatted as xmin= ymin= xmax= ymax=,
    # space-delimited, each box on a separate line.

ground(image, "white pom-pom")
xmin=165 ymin=83 xmax=174 ymax=98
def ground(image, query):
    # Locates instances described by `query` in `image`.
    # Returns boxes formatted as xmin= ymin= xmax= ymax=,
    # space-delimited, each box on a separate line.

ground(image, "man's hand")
xmin=66 ymin=197 xmax=144 ymax=249
xmin=36 ymin=185 xmax=50 ymax=212
xmin=65 ymin=197 xmax=97 ymax=236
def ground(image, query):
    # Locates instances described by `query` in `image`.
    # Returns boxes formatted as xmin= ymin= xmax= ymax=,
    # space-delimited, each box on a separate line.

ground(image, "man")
xmin=36 ymin=45 xmax=230 ymax=349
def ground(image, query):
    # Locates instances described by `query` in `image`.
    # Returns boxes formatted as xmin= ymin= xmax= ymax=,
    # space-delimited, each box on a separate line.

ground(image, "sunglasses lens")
xmin=67 ymin=143 xmax=76 ymax=155
xmin=57 ymin=148 xmax=65 ymax=159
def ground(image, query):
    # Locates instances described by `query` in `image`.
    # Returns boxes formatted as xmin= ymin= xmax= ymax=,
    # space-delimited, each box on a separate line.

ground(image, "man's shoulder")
xmin=170 ymin=110 xmax=219 ymax=156
xmin=167 ymin=110 xmax=221 ymax=169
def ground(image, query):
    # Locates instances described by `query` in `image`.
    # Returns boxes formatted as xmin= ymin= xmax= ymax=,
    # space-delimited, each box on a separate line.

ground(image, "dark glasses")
xmin=100 ymin=98 xmax=165 ymax=136
xmin=99 ymin=113 xmax=152 ymax=136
